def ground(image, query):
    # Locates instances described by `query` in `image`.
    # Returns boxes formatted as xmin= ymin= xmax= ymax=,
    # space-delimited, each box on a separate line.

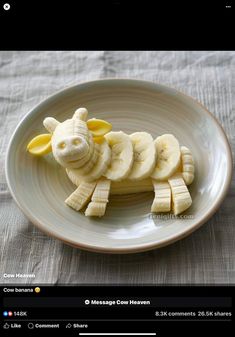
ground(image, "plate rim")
xmin=5 ymin=78 xmax=233 ymax=254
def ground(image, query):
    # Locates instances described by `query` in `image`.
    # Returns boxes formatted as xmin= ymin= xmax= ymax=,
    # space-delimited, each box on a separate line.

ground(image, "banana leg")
xmin=85 ymin=177 xmax=111 ymax=217
xmin=181 ymin=146 xmax=195 ymax=185
xmin=168 ymin=173 xmax=192 ymax=215
xmin=151 ymin=180 xmax=171 ymax=212
xmin=65 ymin=181 xmax=97 ymax=211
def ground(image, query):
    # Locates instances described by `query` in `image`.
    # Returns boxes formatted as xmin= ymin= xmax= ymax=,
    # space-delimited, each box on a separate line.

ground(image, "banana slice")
xmin=168 ymin=173 xmax=192 ymax=215
xmin=104 ymin=131 xmax=134 ymax=181
xmin=85 ymin=202 xmax=107 ymax=217
xmin=151 ymin=180 xmax=171 ymax=212
xmin=151 ymin=134 xmax=181 ymax=181
xmin=85 ymin=178 xmax=111 ymax=217
xmin=128 ymin=132 xmax=156 ymax=181
xmin=65 ymin=181 xmax=97 ymax=211
xmin=66 ymin=140 xmax=111 ymax=183
xmin=110 ymin=178 xmax=153 ymax=195
xmin=181 ymin=146 xmax=194 ymax=185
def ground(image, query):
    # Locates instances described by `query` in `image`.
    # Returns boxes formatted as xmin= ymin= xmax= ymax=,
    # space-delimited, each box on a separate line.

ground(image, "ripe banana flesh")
xmin=110 ymin=178 xmax=153 ymax=195
xmin=66 ymin=168 xmax=81 ymax=187
xmin=151 ymin=134 xmax=181 ymax=181
xmin=28 ymin=107 xmax=196 ymax=218
xmin=43 ymin=117 xmax=60 ymax=133
xmin=128 ymin=132 xmax=157 ymax=181
xmin=65 ymin=181 xmax=97 ymax=211
xmin=85 ymin=178 xmax=111 ymax=217
xmin=73 ymin=107 xmax=88 ymax=121
xmin=66 ymin=172 xmax=154 ymax=195
xmin=151 ymin=180 xmax=171 ymax=212
xmin=68 ymin=143 xmax=99 ymax=176
xmin=168 ymin=173 xmax=192 ymax=215
xmin=85 ymin=202 xmax=107 ymax=217
xmin=104 ymin=131 xmax=134 ymax=181
xmin=181 ymin=146 xmax=194 ymax=185
xmin=51 ymin=119 xmax=91 ymax=169
xmin=70 ymin=133 xmax=94 ymax=166
xmin=67 ymin=140 xmax=111 ymax=183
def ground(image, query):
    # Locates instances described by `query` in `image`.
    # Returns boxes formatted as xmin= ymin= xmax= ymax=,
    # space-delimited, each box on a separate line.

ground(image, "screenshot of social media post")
xmin=0 ymin=50 xmax=234 ymax=335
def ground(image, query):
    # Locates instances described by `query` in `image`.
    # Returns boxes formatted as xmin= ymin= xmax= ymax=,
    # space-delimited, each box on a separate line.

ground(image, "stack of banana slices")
xmin=66 ymin=131 xmax=195 ymax=217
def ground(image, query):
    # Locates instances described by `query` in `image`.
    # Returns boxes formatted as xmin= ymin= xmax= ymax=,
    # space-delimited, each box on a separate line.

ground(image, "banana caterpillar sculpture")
xmin=27 ymin=107 xmax=195 ymax=217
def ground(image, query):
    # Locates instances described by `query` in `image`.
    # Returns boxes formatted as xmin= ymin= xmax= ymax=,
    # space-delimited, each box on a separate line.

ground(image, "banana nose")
xmin=56 ymin=136 xmax=89 ymax=160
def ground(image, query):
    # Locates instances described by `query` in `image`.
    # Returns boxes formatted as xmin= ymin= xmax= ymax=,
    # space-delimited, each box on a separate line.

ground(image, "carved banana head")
xmin=27 ymin=107 xmax=112 ymax=169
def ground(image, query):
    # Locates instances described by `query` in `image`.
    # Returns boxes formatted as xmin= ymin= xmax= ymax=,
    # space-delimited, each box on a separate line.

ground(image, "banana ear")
xmin=93 ymin=136 xmax=105 ymax=144
xmin=87 ymin=118 xmax=112 ymax=137
xmin=27 ymin=134 xmax=52 ymax=156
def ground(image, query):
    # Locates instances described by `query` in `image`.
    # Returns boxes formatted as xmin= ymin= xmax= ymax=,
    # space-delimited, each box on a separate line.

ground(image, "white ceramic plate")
xmin=5 ymin=79 xmax=233 ymax=253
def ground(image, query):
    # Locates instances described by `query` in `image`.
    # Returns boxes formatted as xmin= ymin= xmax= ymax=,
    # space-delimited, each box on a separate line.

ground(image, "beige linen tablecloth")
xmin=0 ymin=51 xmax=234 ymax=284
